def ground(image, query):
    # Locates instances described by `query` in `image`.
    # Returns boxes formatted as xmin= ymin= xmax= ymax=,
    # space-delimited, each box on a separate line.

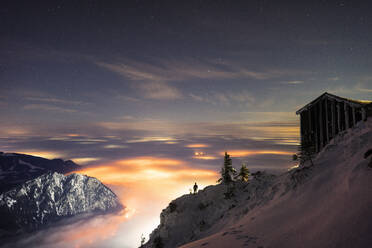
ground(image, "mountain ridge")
xmin=0 ymin=152 xmax=80 ymax=193
xmin=0 ymin=172 xmax=123 ymax=239
xmin=144 ymin=118 xmax=372 ymax=248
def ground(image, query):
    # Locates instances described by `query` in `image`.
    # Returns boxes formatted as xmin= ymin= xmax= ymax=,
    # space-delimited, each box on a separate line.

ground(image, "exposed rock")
xmin=144 ymin=172 xmax=277 ymax=248
xmin=0 ymin=172 xmax=122 ymax=237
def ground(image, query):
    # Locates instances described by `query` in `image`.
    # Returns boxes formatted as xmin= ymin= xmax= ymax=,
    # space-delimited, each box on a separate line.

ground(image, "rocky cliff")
xmin=0 ymin=172 xmax=122 ymax=237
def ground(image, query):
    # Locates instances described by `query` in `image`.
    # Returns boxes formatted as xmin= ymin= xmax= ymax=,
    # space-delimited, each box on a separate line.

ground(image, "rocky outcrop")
xmin=144 ymin=172 xmax=277 ymax=248
xmin=0 ymin=172 xmax=122 ymax=237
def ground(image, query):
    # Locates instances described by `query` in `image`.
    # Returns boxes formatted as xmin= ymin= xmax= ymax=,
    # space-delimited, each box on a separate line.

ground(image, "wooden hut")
xmin=296 ymin=92 xmax=372 ymax=152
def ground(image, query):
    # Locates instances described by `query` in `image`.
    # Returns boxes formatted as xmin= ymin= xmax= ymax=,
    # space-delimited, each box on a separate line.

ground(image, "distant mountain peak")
xmin=0 ymin=172 xmax=123 ymax=237
xmin=0 ymin=152 xmax=80 ymax=193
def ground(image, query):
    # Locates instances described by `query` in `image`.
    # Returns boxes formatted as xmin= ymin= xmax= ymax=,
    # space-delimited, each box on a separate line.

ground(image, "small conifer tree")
xmin=293 ymin=136 xmax=315 ymax=166
xmin=140 ymin=234 xmax=146 ymax=247
xmin=236 ymin=163 xmax=250 ymax=182
xmin=218 ymin=152 xmax=236 ymax=183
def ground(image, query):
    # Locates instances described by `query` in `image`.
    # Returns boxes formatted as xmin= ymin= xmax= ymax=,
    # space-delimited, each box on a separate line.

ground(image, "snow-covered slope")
xmin=145 ymin=119 xmax=372 ymax=248
xmin=0 ymin=172 xmax=122 ymax=237
xmin=0 ymin=152 xmax=80 ymax=193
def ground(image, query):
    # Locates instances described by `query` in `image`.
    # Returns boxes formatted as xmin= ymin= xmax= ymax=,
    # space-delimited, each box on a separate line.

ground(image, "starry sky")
xmin=1 ymin=0 xmax=372 ymax=175
xmin=1 ymin=1 xmax=372 ymax=247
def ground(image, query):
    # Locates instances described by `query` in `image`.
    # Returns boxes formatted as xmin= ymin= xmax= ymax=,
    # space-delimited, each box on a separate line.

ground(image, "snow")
xmin=5 ymin=198 xmax=17 ymax=208
xmin=146 ymin=118 xmax=372 ymax=248
xmin=0 ymin=172 xmax=123 ymax=235
xmin=18 ymin=159 xmax=44 ymax=170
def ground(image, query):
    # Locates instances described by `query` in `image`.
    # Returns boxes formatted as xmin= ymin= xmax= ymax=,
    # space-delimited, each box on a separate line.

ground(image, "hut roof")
xmin=296 ymin=92 xmax=372 ymax=115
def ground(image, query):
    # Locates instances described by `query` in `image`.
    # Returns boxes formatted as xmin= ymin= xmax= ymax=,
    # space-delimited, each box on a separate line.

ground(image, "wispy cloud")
xmin=328 ymin=77 xmax=340 ymax=81
xmin=185 ymin=144 xmax=210 ymax=148
xmin=126 ymin=136 xmax=178 ymax=143
xmin=70 ymin=157 xmax=101 ymax=165
xmin=96 ymin=58 xmax=310 ymax=101
xmin=324 ymin=82 xmax=372 ymax=97
xmin=357 ymin=87 xmax=372 ymax=93
xmin=23 ymin=104 xmax=77 ymax=113
xmin=115 ymin=94 xmax=141 ymax=102
xmin=190 ymin=90 xmax=255 ymax=106
xmin=103 ymin=144 xmax=128 ymax=149
xmin=98 ymin=118 xmax=299 ymax=144
xmin=3 ymin=89 xmax=91 ymax=113
xmin=355 ymin=77 xmax=372 ymax=93
xmin=282 ymin=80 xmax=304 ymax=85
xmin=25 ymin=96 xmax=86 ymax=106
xmin=138 ymin=82 xmax=183 ymax=100
xmin=96 ymin=59 xmax=305 ymax=82
xmin=0 ymin=126 xmax=31 ymax=137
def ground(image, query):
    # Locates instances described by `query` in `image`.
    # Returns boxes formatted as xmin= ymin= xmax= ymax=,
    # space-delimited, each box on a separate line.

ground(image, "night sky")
xmin=1 ymin=1 xmax=372 ymax=247
xmin=1 ymin=0 xmax=372 ymax=170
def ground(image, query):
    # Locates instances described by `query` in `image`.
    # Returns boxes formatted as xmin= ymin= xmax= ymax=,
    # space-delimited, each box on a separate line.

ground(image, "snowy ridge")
xmin=0 ymin=172 xmax=122 ymax=236
xmin=145 ymin=118 xmax=372 ymax=248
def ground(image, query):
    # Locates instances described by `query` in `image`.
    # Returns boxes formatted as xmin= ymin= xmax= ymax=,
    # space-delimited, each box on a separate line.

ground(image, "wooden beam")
xmin=308 ymin=108 xmax=312 ymax=142
xmin=362 ymin=107 xmax=367 ymax=121
xmin=314 ymin=107 xmax=319 ymax=153
xmin=331 ymin=100 xmax=336 ymax=138
xmin=319 ymin=100 xmax=324 ymax=149
xmin=337 ymin=102 xmax=341 ymax=131
xmin=300 ymin=112 xmax=304 ymax=142
xmin=344 ymin=103 xmax=349 ymax=129
xmin=325 ymin=98 xmax=329 ymax=142
xmin=352 ymin=107 xmax=356 ymax=126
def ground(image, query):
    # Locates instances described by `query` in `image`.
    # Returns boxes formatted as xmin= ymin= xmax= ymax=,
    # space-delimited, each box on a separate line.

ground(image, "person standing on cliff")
xmin=193 ymin=182 xmax=198 ymax=194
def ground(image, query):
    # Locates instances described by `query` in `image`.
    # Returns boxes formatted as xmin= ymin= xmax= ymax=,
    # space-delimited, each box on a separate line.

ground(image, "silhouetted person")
xmin=193 ymin=182 xmax=198 ymax=194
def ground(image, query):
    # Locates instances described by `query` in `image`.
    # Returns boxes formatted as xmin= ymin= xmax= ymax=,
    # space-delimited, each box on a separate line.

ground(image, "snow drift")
xmin=145 ymin=118 xmax=372 ymax=248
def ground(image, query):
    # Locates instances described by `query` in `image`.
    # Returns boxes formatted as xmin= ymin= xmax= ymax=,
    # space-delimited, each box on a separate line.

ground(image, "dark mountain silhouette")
xmin=0 ymin=152 xmax=80 ymax=193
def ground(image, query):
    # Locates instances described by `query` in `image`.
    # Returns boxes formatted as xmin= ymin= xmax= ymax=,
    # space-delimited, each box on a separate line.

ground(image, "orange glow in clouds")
xmin=66 ymin=156 xmax=218 ymax=247
xmin=14 ymin=150 xmax=64 ymax=159
xmin=192 ymin=156 xmax=218 ymax=160
xmin=75 ymin=157 xmax=217 ymax=189
xmin=45 ymin=208 xmax=136 ymax=248
xmin=192 ymin=152 xmax=218 ymax=160
xmin=221 ymin=150 xmax=293 ymax=157
xmin=185 ymin=143 xmax=210 ymax=148
xmin=74 ymin=156 xmax=218 ymax=208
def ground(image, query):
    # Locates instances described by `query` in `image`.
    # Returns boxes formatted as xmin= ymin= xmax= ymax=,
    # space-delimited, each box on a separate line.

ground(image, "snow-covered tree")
xmin=236 ymin=163 xmax=250 ymax=182
xmin=140 ymin=234 xmax=146 ymax=247
xmin=218 ymin=152 xmax=236 ymax=183
xmin=293 ymin=136 xmax=315 ymax=166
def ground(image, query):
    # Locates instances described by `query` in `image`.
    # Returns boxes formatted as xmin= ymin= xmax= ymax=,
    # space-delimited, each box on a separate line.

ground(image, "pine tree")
xmin=140 ymin=234 xmax=146 ymax=247
xmin=218 ymin=152 xmax=236 ymax=183
xmin=293 ymin=136 xmax=315 ymax=166
xmin=236 ymin=163 xmax=250 ymax=182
